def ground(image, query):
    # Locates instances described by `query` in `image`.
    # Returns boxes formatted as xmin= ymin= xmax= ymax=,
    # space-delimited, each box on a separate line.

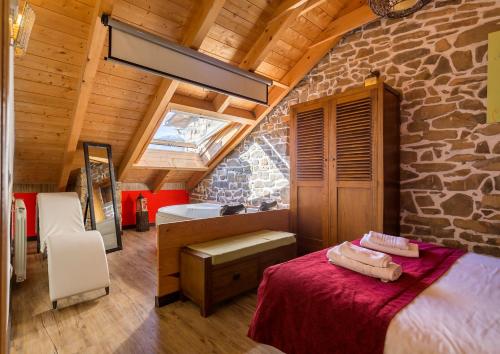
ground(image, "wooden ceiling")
xmin=13 ymin=0 xmax=376 ymax=190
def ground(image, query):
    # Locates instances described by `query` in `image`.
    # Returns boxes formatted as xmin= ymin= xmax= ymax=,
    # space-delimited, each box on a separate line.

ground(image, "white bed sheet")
xmin=385 ymin=252 xmax=500 ymax=354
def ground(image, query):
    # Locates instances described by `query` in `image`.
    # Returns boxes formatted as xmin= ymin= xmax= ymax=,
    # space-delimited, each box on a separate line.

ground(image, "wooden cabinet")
xmin=290 ymin=83 xmax=400 ymax=254
xmin=180 ymin=243 xmax=296 ymax=317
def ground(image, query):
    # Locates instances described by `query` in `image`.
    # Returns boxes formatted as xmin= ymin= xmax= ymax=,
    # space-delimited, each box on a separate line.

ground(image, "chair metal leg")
xmin=105 ymin=286 xmax=110 ymax=295
xmin=52 ymin=301 xmax=57 ymax=310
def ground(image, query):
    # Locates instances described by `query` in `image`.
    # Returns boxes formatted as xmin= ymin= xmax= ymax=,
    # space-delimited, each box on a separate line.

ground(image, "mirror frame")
xmin=83 ymin=142 xmax=122 ymax=253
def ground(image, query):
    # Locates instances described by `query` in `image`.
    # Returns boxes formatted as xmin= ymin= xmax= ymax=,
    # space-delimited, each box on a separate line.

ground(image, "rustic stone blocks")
xmin=192 ymin=0 xmax=500 ymax=256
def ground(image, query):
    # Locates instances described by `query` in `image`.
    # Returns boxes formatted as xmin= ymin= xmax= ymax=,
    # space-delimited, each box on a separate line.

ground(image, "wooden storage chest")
xmin=180 ymin=230 xmax=296 ymax=316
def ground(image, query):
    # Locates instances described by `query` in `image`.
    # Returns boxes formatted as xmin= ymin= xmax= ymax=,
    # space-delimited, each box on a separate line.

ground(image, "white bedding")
xmin=385 ymin=252 xmax=500 ymax=354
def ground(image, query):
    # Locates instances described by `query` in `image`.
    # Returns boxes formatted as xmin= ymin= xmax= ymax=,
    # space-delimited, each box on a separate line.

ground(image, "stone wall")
xmin=192 ymin=0 xmax=500 ymax=256
xmin=73 ymin=165 xmax=122 ymax=229
xmin=191 ymin=112 xmax=290 ymax=207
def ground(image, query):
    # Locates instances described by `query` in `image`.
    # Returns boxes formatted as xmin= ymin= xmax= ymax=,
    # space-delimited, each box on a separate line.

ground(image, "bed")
xmin=248 ymin=241 xmax=500 ymax=354
xmin=155 ymin=202 xmax=258 ymax=224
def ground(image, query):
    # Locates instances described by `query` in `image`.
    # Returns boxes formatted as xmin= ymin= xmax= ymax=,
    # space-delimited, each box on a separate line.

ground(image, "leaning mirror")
xmin=83 ymin=142 xmax=122 ymax=252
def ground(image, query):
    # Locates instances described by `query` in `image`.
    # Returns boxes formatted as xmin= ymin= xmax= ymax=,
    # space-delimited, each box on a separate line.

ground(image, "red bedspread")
xmin=248 ymin=240 xmax=465 ymax=354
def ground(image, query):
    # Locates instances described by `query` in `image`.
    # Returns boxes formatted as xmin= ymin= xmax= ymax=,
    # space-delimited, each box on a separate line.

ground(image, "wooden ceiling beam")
xmin=134 ymin=150 xmax=208 ymax=172
xmin=151 ymin=170 xmax=171 ymax=193
xmin=188 ymin=3 xmax=378 ymax=190
xmin=212 ymin=0 xmax=308 ymax=113
xmin=272 ymin=0 xmax=309 ymax=18
xmin=117 ymin=78 xmax=178 ymax=181
xmin=169 ymin=94 xmax=255 ymax=125
xmin=271 ymin=0 xmax=328 ymax=23
xmin=310 ymin=4 xmax=377 ymax=49
xmin=182 ymin=0 xmax=226 ymax=49
xmin=117 ymin=0 xmax=226 ymax=182
xmin=57 ymin=0 xmax=113 ymax=191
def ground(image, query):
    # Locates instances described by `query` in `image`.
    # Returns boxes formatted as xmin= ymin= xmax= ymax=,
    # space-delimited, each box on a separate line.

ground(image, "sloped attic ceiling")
xmin=13 ymin=0 xmax=377 ymax=190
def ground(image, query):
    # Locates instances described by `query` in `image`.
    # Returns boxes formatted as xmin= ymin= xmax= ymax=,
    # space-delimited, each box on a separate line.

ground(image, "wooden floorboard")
xmin=10 ymin=230 xmax=281 ymax=354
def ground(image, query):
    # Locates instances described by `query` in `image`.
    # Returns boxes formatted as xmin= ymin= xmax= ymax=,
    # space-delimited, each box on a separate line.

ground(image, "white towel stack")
xmin=338 ymin=241 xmax=392 ymax=268
xmin=361 ymin=231 xmax=419 ymax=258
xmin=327 ymin=241 xmax=402 ymax=282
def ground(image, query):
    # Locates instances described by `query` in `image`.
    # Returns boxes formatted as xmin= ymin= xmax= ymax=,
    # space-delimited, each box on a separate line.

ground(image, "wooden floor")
xmin=10 ymin=230 xmax=281 ymax=354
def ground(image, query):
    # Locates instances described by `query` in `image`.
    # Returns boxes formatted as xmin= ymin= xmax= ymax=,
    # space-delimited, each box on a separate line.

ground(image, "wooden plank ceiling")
xmin=13 ymin=0 xmax=376 ymax=190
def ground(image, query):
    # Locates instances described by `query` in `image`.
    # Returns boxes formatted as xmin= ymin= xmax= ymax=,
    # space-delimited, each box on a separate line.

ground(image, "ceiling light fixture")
xmin=11 ymin=1 xmax=35 ymax=56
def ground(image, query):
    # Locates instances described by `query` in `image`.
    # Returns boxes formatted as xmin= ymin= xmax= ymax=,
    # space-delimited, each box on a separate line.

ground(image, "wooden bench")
xmin=180 ymin=230 xmax=296 ymax=316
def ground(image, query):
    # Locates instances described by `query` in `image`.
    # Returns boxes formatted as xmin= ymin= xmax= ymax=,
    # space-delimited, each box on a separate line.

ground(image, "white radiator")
xmin=14 ymin=199 xmax=27 ymax=282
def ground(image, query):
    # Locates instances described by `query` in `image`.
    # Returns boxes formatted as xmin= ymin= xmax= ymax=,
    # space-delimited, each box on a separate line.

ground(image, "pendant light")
xmin=368 ymin=0 xmax=431 ymax=18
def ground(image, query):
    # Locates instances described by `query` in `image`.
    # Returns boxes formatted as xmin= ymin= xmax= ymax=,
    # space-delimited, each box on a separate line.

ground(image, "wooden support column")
xmin=311 ymin=5 xmax=378 ymax=49
xmin=58 ymin=0 xmax=113 ymax=191
xmin=151 ymin=170 xmax=171 ymax=193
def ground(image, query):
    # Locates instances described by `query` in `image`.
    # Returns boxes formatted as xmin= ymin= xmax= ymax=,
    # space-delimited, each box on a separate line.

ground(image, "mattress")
xmin=384 ymin=252 xmax=499 ymax=354
xmin=249 ymin=246 xmax=499 ymax=354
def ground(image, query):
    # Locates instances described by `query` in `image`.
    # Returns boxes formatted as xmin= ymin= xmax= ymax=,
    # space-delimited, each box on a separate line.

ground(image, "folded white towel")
xmin=361 ymin=234 xmax=419 ymax=258
xmin=368 ymin=231 xmax=409 ymax=250
xmin=338 ymin=241 xmax=392 ymax=268
xmin=327 ymin=245 xmax=402 ymax=282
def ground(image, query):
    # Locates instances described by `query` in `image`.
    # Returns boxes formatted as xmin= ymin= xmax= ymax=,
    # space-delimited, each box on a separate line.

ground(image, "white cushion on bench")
xmin=187 ymin=230 xmax=296 ymax=265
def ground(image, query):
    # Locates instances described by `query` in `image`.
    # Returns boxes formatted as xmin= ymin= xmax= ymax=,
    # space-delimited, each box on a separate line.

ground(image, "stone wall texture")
xmin=73 ymin=166 xmax=122 ymax=230
xmin=192 ymin=0 xmax=500 ymax=257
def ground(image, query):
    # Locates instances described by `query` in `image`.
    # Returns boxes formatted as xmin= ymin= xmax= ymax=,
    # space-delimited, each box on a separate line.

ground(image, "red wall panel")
xmin=13 ymin=193 xmax=37 ymax=237
xmin=121 ymin=190 xmax=189 ymax=226
xmin=13 ymin=190 xmax=189 ymax=236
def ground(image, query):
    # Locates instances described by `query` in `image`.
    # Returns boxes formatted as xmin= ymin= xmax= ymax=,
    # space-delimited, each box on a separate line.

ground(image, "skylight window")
xmin=148 ymin=110 xmax=229 ymax=153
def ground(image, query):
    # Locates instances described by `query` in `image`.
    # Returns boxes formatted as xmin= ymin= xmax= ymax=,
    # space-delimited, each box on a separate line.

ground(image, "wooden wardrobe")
xmin=290 ymin=82 xmax=400 ymax=254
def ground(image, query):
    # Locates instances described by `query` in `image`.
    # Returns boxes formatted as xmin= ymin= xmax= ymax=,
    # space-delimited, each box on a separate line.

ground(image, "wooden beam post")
xmin=169 ymin=94 xmax=255 ymax=124
xmin=58 ymin=0 xmax=113 ymax=191
xmin=151 ymin=170 xmax=171 ymax=193
xmin=271 ymin=0 xmax=328 ymax=24
xmin=117 ymin=78 xmax=179 ymax=181
xmin=117 ymin=0 xmax=226 ymax=182
xmin=310 ymin=4 xmax=377 ymax=49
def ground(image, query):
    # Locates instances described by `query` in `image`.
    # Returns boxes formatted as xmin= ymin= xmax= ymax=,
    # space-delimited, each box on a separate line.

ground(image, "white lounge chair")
xmin=37 ymin=192 xmax=110 ymax=309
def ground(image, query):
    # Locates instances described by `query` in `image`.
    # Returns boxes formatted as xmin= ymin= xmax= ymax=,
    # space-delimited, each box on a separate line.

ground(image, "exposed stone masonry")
xmin=73 ymin=165 xmax=122 ymax=229
xmin=192 ymin=0 xmax=500 ymax=257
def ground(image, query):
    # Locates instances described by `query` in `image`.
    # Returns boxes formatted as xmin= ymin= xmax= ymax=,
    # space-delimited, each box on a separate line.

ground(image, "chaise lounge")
xmin=37 ymin=192 xmax=110 ymax=309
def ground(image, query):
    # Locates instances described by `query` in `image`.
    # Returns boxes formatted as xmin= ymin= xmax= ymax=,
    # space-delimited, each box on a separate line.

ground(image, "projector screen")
xmin=105 ymin=17 xmax=271 ymax=105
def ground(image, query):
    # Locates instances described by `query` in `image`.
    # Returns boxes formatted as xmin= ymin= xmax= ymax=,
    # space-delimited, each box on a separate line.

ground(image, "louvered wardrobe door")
xmin=291 ymin=103 xmax=329 ymax=254
xmin=330 ymin=93 xmax=377 ymax=244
